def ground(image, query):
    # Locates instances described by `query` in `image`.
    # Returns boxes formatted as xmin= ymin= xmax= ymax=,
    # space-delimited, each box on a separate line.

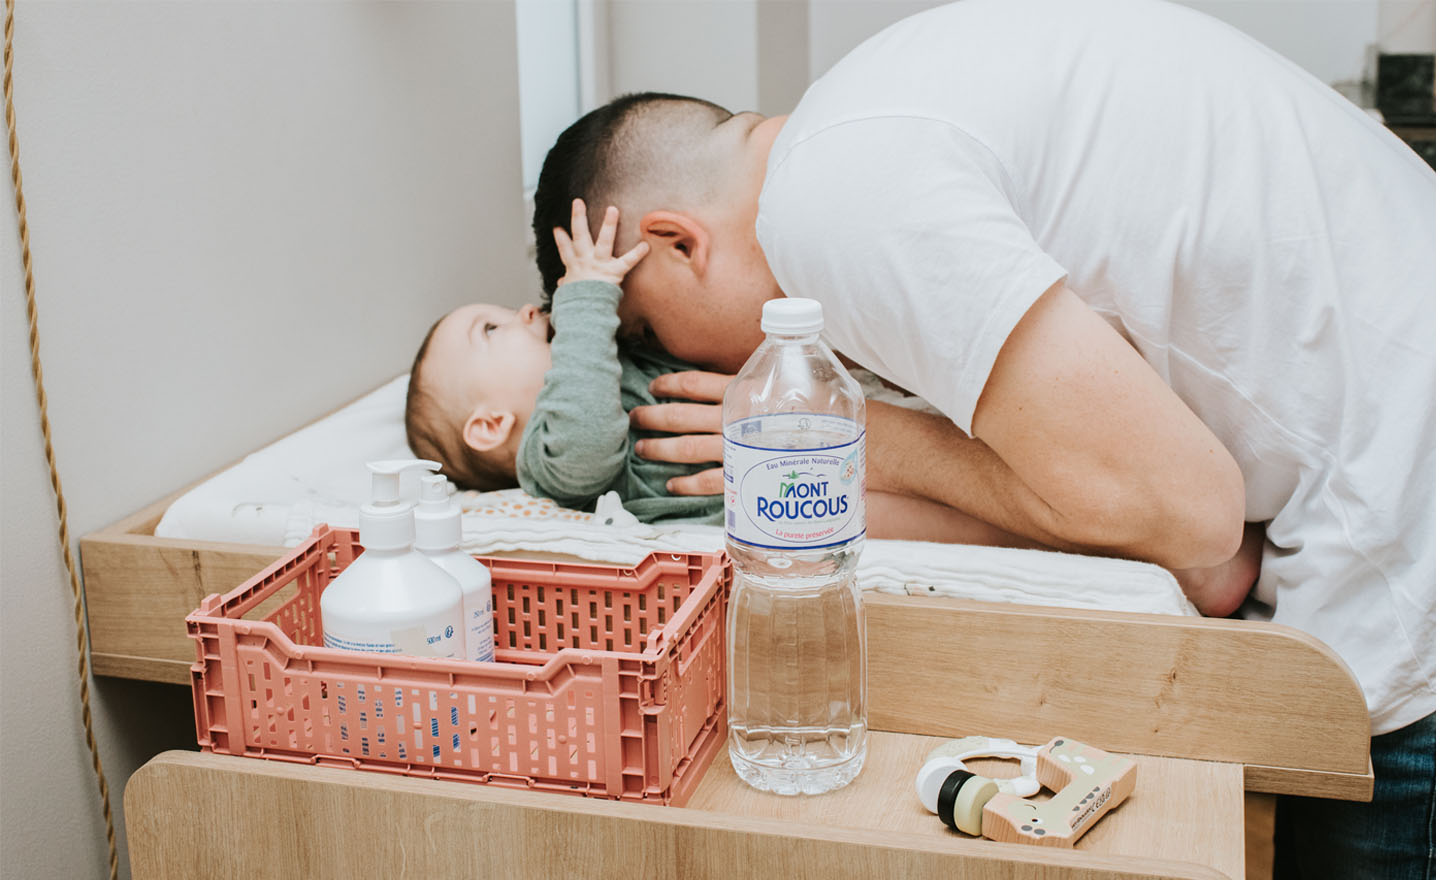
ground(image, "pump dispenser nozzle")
xmin=414 ymin=473 xmax=463 ymax=552
xmin=359 ymin=459 xmax=441 ymax=550
xmin=367 ymin=459 xmax=440 ymax=505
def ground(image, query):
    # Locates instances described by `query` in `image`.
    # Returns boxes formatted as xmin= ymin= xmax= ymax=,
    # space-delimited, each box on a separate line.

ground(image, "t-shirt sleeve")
xmin=516 ymin=281 xmax=630 ymax=506
xmin=756 ymin=116 xmax=1066 ymax=435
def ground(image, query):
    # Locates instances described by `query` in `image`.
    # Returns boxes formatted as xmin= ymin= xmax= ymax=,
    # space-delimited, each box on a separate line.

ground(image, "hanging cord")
xmin=4 ymin=2 xmax=120 ymax=878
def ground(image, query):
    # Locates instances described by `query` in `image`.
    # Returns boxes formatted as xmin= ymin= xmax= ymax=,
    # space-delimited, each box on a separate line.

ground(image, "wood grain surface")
xmin=865 ymin=593 xmax=1372 ymax=796
xmin=687 ymin=731 xmax=1243 ymax=879
xmin=84 ymin=515 xmax=1373 ymax=799
xmin=127 ymin=747 xmax=1240 ymax=880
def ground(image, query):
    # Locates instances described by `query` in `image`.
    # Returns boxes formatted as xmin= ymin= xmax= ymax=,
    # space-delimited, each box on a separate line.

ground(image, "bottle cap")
xmin=414 ymin=474 xmax=462 ymax=552
xmin=761 ymin=298 xmax=823 ymax=335
xmin=359 ymin=459 xmax=440 ymax=551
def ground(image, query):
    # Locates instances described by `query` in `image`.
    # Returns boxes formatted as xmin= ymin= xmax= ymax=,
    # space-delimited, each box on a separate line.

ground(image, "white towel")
xmin=156 ymin=374 xmax=1195 ymax=617
xmin=278 ymin=489 xmax=1195 ymax=617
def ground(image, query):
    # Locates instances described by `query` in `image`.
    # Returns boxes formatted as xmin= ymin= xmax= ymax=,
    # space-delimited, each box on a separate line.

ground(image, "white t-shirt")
xmin=757 ymin=0 xmax=1435 ymax=733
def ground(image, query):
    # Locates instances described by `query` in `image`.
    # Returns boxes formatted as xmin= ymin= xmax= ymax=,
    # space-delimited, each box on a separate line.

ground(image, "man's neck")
xmin=746 ymin=115 xmax=789 ymax=184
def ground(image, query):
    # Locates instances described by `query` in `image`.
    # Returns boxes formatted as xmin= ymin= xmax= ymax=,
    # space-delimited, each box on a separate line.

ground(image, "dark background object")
xmin=1376 ymin=52 xmax=1435 ymax=167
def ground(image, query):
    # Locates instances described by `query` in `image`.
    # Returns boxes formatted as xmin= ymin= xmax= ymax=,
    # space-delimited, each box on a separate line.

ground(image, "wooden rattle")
xmin=981 ymin=737 xmax=1138 ymax=847
xmin=923 ymin=736 xmax=1138 ymax=847
xmin=915 ymin=736 xmax=1042 ymax=830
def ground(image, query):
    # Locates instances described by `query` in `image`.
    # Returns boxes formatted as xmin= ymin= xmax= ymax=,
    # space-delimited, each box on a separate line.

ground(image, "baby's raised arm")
xmin=516 ymin=201 xmax=649 ymax=506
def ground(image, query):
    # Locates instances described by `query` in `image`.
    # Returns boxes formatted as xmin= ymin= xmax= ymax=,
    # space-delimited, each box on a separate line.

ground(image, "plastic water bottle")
xmin=722 ymin=297 xmax=867 ymax=795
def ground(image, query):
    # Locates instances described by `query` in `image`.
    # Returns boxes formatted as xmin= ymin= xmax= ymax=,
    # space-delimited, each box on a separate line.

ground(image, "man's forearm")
xmin=866 ymin=401 xmax=1114 ymax=557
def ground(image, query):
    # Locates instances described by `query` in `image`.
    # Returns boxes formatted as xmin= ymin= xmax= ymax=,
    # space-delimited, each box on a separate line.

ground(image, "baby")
xmin=405 ymin=200 xmax=723 ymax=524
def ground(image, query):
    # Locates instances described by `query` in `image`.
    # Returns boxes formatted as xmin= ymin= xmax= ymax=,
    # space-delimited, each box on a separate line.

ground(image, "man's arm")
xmin=872 ymin=281 xmax=1245 ymax=570
xmin=632 ymin=283 xmax=1245 ymax=571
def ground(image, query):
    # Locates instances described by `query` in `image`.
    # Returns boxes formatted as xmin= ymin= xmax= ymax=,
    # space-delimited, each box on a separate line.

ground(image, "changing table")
xmin=122 ymin=592 xmax=1373 ymax=879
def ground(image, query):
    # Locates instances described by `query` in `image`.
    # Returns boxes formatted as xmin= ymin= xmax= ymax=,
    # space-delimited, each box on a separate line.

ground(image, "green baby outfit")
xmin=516 ymin=280 xmax=723 ymax=525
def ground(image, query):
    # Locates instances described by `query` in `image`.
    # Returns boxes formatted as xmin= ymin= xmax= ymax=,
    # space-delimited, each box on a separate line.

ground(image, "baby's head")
xmin=405 ymin=302 xmax=552 ymax=491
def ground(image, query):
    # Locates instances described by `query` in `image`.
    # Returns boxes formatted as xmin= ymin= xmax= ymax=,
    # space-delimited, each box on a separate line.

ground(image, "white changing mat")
xmin=154 ymin=375 xmax=1196 ymax=616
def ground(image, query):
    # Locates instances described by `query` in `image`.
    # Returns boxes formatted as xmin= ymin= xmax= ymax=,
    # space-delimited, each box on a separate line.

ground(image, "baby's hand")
xmin=554 ymin=199 xmax=649 ymax=287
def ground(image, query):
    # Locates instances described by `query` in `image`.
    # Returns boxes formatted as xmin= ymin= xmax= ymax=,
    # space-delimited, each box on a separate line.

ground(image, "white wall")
xmin=518 ymin=0 xmax=582 ymax=188
xmin=607 ymin=0 xmax=762 ymax=112
xmin=0 ymin=3 xmax=528 ymax=877
xmin=806 ymin=0 xmax=1436 ymax=93
xmin=600 ymin=0 xmax=1433 ymax=121
xmin=1378 ymin=0 xmax=1438 ymax=52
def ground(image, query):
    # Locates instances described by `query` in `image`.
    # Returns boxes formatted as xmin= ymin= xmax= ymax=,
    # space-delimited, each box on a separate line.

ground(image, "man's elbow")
xmin=1152 ymin=464 xmax=1246 ymax=570
xmin=1062 ymin=467 xmax=1245 ymax=570
xmin=1160 ymin=491 xmax=1245 ymax=571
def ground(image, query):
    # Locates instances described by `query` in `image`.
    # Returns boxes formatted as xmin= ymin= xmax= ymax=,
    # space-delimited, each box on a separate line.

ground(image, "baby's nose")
xmin=518 ymin=304 xmax=539 ymax=323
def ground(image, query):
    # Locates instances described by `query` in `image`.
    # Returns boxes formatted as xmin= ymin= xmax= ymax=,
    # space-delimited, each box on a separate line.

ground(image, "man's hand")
xmin=629 ymin=370 xmax=732 ymax=495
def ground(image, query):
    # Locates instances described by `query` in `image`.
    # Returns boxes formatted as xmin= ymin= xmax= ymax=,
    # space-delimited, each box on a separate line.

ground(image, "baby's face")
xmin=427 ymin=303 xmax=552 ymax=421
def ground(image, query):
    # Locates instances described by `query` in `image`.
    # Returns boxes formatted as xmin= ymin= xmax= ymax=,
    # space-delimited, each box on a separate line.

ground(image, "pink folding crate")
xmin=186 ymin=525 xmax=730 ymax=805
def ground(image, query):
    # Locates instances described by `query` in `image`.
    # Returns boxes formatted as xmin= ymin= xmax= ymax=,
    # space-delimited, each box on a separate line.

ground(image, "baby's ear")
xmin=462 ymin=408 xmax=516 ymax=453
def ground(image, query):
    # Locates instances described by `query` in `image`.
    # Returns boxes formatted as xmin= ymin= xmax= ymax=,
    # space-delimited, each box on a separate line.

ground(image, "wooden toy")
xmin=980 ymin=737 xmax=1139 ymax=847
xmin=915 ymin=736 xmax=1042 ymax=830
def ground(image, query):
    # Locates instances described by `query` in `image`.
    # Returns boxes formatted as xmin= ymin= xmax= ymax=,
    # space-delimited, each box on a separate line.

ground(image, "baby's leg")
xmin=866 ymin=491 xmax=1045 ymax=548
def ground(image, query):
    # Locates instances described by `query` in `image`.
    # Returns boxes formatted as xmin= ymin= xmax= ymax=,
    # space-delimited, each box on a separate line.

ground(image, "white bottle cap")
xmin=761 ymin=297 xmax=823 ymax=335
xmin=414 ymin=474 xmax=462 ymax=552
xmin=359 ymin=459 xmax=440 ymax=551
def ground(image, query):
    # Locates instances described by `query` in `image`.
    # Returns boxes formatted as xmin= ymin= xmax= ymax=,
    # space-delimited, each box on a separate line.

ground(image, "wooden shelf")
xmin=127 ymin=740 xmax=1243 ymax=879
xmin=687 ymin=731 xmax=1244 ymax=879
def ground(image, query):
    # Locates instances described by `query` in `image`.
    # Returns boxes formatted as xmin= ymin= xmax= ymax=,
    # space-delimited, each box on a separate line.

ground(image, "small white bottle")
xmin=320 ymin=460 xmax=465 ymax=659
xmin=414 ymin=474 xmax=495 ymax=662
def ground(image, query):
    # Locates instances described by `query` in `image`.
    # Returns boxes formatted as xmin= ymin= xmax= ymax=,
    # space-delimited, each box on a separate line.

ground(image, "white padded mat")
xmin=154 ymin=375 xmax=1196 ymax=616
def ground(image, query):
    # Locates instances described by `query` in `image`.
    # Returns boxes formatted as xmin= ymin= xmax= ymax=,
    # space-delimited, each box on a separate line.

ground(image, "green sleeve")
xmin=516 ymin=281 xmax=630 ymax=505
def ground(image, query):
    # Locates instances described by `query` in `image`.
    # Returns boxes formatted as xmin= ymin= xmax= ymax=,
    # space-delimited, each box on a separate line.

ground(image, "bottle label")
xmin=469 ymin=599 xmax=495 ymax=663
xmin=323 ymin=623 xmax=462 ymax=658
xmin=723 ymin=414 xmax=865 ymax=550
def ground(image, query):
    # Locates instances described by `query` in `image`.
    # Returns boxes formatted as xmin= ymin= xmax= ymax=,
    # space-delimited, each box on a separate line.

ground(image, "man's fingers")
xmin=630 ymin=402 xmax=723 ymax=435
xmin=663 ymin=468 xmax=724 ymax=497
xmin=633 ymin=432 xmax=723 ymax=465
xmin=594 ymin=205 xmax=618 ymax=256
xmin=570 ymin=198 xmax=593 ymax=251
xmin=648 ymin=370 xmax=735 ymax=404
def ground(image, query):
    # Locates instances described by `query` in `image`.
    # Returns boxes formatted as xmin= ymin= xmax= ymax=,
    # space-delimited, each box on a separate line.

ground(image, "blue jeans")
xmin=1275 ymin=713 xmax=1435 ymax=880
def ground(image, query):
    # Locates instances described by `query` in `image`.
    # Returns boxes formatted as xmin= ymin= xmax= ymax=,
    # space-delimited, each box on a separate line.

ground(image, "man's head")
xmin=533 ymin=92 xmax=787 ymax=372
xmin=405 ymin=302 xmax=553 ymax=491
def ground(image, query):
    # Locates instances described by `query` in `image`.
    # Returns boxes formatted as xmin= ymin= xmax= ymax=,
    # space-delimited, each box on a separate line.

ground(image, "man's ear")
xmin=638 ymin=210 xmax=709 ymax=277
xmin=462 ymin=408 xmax=517 ymax=454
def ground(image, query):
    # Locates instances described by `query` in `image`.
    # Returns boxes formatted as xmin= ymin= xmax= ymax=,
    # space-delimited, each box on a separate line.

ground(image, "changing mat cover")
xmin=154 ymin=375 xmax=1196 ymax=616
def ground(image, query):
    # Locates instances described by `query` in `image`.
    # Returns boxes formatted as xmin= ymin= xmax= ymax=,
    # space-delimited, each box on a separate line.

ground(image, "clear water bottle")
xmin=722 ymin=297 xmax=867 ymax=795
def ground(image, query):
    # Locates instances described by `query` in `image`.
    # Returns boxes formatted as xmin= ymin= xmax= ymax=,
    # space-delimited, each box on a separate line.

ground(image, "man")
xmin=531 ymin=1 xmax=1434 ymax=874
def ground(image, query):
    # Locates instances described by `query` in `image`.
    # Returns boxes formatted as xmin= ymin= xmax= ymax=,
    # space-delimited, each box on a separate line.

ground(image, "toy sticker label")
xmin=723 ymin=414 xmax=865 ymax=550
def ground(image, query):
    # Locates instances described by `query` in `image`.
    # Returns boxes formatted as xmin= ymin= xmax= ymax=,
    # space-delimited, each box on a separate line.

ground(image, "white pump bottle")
xmin=320 ymin=460 xmax=465 ymax=658
xmin=414 ymin=474 xmax=495 ymax=662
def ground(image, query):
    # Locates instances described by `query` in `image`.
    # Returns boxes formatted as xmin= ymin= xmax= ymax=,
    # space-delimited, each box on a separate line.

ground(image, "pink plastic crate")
xmin=186 ymin=525 xmax=729 ymax=805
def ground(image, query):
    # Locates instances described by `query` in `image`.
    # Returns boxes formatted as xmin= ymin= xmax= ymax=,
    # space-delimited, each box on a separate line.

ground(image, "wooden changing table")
xmin=86 ymin=494 xmax=1374 ymax=878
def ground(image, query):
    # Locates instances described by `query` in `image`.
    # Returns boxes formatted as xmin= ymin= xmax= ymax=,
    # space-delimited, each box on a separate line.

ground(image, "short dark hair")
xmin=531 ymin=92 xmax=729 ymax=306
xmin=405 ymin=318 xmax=516 ymax=492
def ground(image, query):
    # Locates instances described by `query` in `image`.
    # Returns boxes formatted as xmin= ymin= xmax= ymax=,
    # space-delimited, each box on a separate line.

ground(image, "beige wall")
xmin=0 ymin=3 xmax=528 ymax=877
xmin=805 ymin=0 xmax=1436 ymax=91
xmin=603 ymin=0 xmax=1434 ymax=119
xmin=608 ymin=0 xmax=762 ymax=112
xmin=1378 ymin=0 xmax=1438 ymax=53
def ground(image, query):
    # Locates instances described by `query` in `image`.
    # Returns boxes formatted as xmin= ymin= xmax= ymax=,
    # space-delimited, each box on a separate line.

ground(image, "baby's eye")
xmin=483 ymin=323 xmax=497 ymax=336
